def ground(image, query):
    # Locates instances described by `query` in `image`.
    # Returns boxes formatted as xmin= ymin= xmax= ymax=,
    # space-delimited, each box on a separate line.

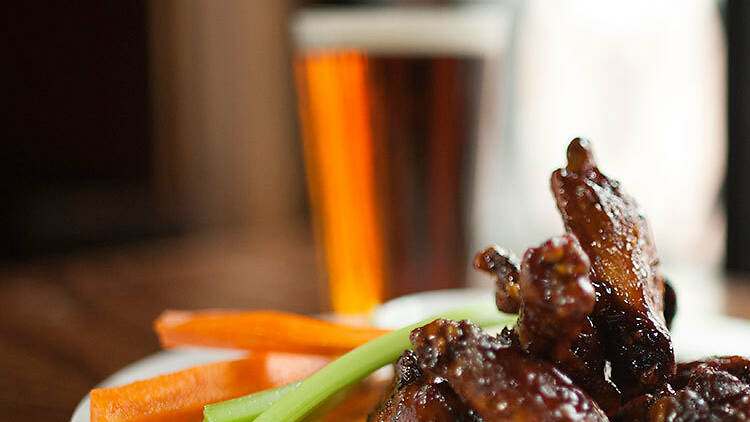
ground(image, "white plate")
xmin=71 ymin=288 xmax=750 ymax=422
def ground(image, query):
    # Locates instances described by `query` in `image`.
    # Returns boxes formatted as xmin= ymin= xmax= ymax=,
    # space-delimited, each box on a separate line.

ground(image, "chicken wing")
xmin=369 ymin=350 xmax=480 ymax=422
xmin=515 ymin=234 xmax=621 ymax=414
xmin=410 ymin=318 xmax=608 ymax=422
xmin=614 ymin=356 xmax=750 ymax=422
xmin=672 ymin=356 xmax=750 ymax=389
xmin=551 ymin=138 xmax=675 ymax=398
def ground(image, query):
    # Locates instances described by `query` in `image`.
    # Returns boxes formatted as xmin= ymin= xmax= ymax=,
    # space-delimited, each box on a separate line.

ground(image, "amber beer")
xmin=293 ymin=6 xmax=510 ymax=313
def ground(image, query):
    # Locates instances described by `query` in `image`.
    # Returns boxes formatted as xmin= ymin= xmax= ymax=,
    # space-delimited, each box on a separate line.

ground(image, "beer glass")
xmin=292 ymin=4 xmax=514 ymax=313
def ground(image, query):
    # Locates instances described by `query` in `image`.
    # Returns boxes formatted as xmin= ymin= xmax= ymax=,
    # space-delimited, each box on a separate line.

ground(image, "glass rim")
xmin=291 ymin=3 xmax=517 ymax=56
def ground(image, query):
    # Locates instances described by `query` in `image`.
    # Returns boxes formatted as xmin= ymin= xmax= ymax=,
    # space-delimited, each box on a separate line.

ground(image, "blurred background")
xmin=4 ymin=0 xmax=750 ymax=419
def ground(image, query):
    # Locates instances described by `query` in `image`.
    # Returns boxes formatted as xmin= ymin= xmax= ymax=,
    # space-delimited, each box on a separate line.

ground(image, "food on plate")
xmin=551 ymin=138 xmax=674 ymax=400
xmin=613 ymin=356 xmax=750 ymax=421
xmin=89 ymin=353 xmax=329 ymax=422
xmin=90 ymin=303 xmax=510 ymax=422
xmin=409 ymin=318 xmax=607 ymax=421
xmin=369 ymin=350 xmax=480 ymax=421
xmin=250 ymin=304 xmax=511 ymax=422
xmin=88 ymin=139 xmax=748 ymax=422
xmin=477 ymin=234 xmax=621 ymax=414
xmin=647 ymin=368 xmax=749 ymax=421
xmin=368 ymin=138 xmax=748 ymax=421
xmin=155 ymin=310 xmax=390 ymax=355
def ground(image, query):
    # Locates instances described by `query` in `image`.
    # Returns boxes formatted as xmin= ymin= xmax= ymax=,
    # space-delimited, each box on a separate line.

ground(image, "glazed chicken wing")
xmin=475 ymin=236 xmax=621 ymax=414
xmin=551 ymin=138 xmax=675 ymax=398
xmin=614 ymin=356 xmax=750 ymax=422
xmin=515 ymin=235 xmax=621 ymax=414
xmin=515 ymin=235 xmax=595 ymax=355
xmin=369 ymin=350 xmax=480 ymax=422
xmin=410 ymin=319 xmax=608 ymax=422
xmin=673 ymin=356 xmax=750 ymax=387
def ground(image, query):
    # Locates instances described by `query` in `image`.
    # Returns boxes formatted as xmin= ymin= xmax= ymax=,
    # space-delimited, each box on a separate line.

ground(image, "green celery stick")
xmin=204 ymin=382 xmax=300 ymax=422
xmin=250 ymin=301 xmax=514 ymax=422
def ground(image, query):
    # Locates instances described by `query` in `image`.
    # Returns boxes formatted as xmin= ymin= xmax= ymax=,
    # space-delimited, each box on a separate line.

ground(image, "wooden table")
xmin=1 ymin=229 xmax=749 ymax=421
xmin=0 ymin=229 xmax=325 ymax=421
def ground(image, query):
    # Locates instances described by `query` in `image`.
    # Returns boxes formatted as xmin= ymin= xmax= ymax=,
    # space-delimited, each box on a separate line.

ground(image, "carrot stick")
xmin=154 ymin=310 xmax=391 ymax=355
xmin=90 ymin=352 xmax=330 ymax=422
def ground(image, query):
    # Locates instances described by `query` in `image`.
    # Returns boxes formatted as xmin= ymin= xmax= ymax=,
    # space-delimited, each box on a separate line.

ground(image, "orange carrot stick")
xmin=154 ymin=310 xmax=391 ymax=355
xmin=90 ymin=352 xmax=330 ymax=422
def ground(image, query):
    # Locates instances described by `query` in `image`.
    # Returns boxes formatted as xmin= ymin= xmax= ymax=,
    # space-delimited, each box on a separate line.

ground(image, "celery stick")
xmin=252 ymin=301 xmax=514 ymax=422
xmin=204 ymin=382 xmax=300 ymax=422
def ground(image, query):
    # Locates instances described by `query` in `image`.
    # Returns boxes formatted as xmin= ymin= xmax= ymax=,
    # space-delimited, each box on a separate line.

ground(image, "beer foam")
xmin=292 ymin=4 xmax=516 ymax=56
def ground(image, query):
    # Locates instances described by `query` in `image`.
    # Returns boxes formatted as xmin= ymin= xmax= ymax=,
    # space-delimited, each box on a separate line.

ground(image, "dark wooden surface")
xmin=1 ymin=229 xmax=749 ymax=421
xmin=0 ymin=229 xmax=324 ymax=421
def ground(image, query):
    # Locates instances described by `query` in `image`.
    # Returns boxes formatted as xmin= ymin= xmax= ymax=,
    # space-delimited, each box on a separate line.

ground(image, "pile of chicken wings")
xmin=370 ymin=139 xmax=750 ymax=421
